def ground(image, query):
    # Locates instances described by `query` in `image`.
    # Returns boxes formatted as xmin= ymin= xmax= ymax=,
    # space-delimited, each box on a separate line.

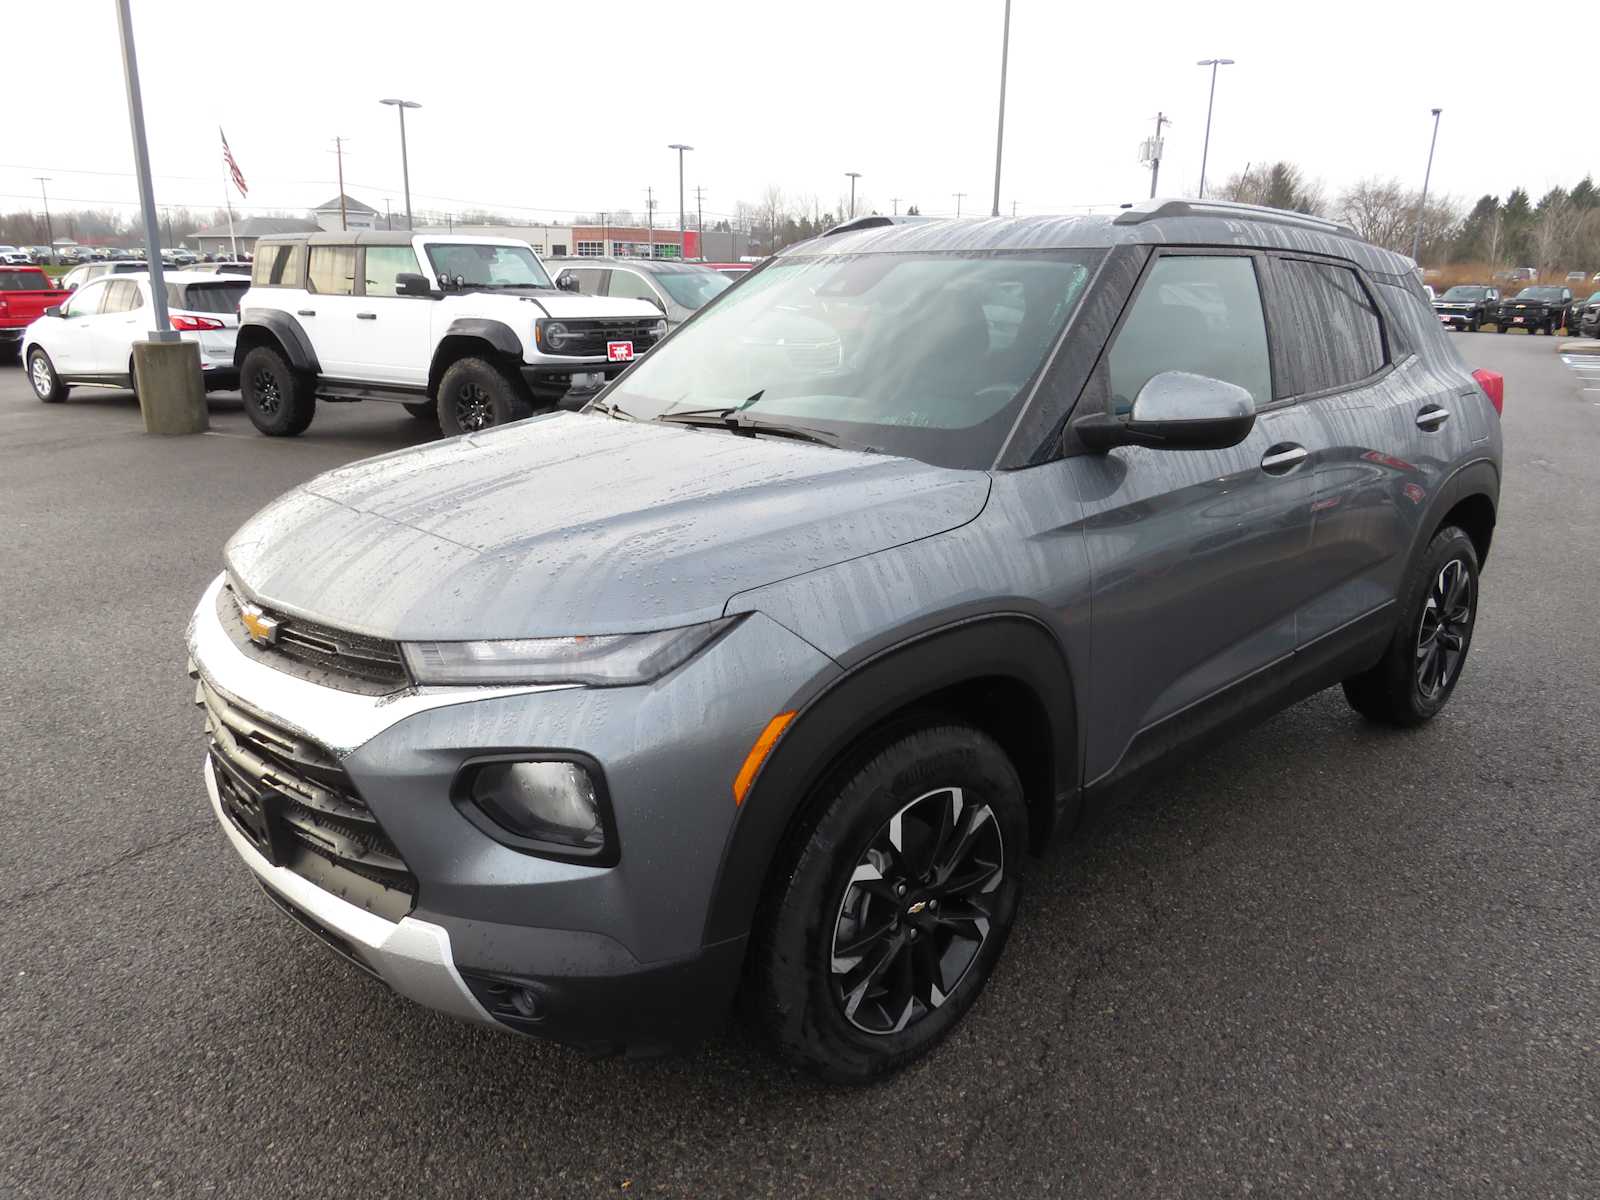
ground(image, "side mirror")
xmin=395 ymin=272 xmax=432 ymax=297
xmin=1075 ymin=371 xmax=1256 ymax=453
xmin=43 ymin=304 xmax=62 ymax=318
xmin=555 ymin=270 xmax=580 ymax=292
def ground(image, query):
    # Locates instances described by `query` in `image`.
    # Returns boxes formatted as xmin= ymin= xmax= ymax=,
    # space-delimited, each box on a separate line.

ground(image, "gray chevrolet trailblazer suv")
xmin=187 ymin=200 xmax=1504 ymax=1082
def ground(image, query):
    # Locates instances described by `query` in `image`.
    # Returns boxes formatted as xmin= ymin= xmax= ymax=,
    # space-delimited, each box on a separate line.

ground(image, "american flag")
xmin=220 ymin=128 xmax=248 ymax=197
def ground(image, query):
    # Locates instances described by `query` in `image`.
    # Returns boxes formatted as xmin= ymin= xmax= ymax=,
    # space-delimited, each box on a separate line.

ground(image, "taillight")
xmin=170 ymin=314 xmax=224 ymax=331
xmin=1472 ymin=368 xmax=1504 ymax=416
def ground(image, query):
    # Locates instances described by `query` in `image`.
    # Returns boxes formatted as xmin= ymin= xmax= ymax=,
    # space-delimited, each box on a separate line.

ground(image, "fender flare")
xmin=236 ymin=309 xmax=319 ymax=373
xmin=1413 ymin=455 xmax=1499 ymax=565
xmin=439 ymin=317 xmax=523 ymax=360
xmin=699 ymin=613 xmax=1079 ymax=946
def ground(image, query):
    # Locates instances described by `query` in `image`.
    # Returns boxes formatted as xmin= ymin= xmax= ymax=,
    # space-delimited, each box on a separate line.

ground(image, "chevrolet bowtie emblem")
xmin=239 ymin=600 xmax=281 ymax=646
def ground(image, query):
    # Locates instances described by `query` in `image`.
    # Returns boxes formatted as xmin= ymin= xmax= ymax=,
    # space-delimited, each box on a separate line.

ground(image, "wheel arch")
xmin=1426 ymin=458 xmax=1498 ymax=568
xmin=235 ymin=310 xmax=318 ymax=374
xmin=701 ymin=613 xmax=1079 ymax=947
xmin=429 ymin=320 xmax=525 ymax=394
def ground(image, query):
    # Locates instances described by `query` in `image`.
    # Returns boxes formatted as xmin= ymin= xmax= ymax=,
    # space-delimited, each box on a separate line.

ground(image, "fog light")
xmin=470 ymin=761 xmax=603 ymax=851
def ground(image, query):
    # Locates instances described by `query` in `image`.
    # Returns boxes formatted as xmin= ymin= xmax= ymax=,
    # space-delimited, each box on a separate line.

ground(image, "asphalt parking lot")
xmin=2 ymin=336 xmax=1597 ymax=1199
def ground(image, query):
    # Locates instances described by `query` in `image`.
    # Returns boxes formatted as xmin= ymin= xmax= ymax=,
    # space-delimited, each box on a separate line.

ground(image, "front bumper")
xmin=1498 ymin=308 xmax=1550 ymax=326
xmin=520 ymin=362 xmax=632 ymax=410
xmin=1434 ymin=308 xmax=1478 ymax=328
xmin=0 ymin=327 xmax=24 ymax=345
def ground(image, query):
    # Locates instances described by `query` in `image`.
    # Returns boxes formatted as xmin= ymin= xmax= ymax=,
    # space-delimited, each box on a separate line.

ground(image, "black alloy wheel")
xmin=830 ymin=786 xmax=1005 ymax=1035
xmin=1415 ymin=558 xmax=1473 ymax=701
xmin=452 ymin=380 xmax=495 ymax=432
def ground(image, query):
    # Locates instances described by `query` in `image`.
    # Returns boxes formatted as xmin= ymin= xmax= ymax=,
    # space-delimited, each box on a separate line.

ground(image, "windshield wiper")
xmin=654 ymin=406 xmax=873 ymax=452
xmin=587 ymin=396 xmax=634 ymax=420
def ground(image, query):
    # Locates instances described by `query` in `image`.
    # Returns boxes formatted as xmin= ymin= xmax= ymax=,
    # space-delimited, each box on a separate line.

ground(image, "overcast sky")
xmin=3 ymin=0 xmax=1588 ymax=231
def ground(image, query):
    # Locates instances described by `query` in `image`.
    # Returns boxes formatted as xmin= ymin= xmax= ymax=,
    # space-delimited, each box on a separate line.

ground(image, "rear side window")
xmin=170 ymin=281 xmax=248 ymax=313
xmin=607 ymin=269 xmax=663 ymax=306
xmin=1107 ymin=255 xmax=1272 ymax=413
xmin=102 ymin=279 xmax=144 ymax=313
xmin=307 ymin=246 xmax=357 ymax=296
xmin=253 ymin=243 xmax=305 ymax=287
xmin=1271 ymin=259 xmax=1385 ymax=396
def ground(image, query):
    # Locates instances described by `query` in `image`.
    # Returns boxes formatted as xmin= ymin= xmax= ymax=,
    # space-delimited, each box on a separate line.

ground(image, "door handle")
xmin=1416 ymin=406 xmax=1450 ymax=431
xmin=296 ymin=309 xmax=316 ymax=317
xmin=356 ymin=312 xmax=377 ymax=320
xmin=1260 ymin=443 xmax=1308 ymax=474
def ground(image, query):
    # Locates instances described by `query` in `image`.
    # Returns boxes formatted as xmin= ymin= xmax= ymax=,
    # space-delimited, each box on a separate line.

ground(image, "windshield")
xmin=603 ymin=249 xmax=1102 ymax=469
xmin=1442 ymin=286 xmax=1486 ymax=299
xmin=1516 ymin=287 xmax=1563 ymax=300
xmin=655 ymin=268 xmax=733 ymax=310
xmin=425 ymin=243 xmax=552 ymax=289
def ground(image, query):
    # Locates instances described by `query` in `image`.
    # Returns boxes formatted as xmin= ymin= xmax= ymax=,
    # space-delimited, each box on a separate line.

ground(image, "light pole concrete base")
xmin=133 ymin=339 xmax=208 ymax=434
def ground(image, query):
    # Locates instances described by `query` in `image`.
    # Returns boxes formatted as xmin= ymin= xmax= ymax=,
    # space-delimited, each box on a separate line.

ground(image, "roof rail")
xmin=821 ymin=214 xmax=940 ymax=237
xmin=1114 ymin=198 xmax=1356 ymax=238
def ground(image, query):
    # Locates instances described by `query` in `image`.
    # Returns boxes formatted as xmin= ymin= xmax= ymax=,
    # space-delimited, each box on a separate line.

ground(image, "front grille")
xmin=546 ymin=318 xmax=661 ymax=358
xmin=219 ymin=584 xmax=409 ymax=694
xmin=199 ymin=675 xmax=416 ymax=920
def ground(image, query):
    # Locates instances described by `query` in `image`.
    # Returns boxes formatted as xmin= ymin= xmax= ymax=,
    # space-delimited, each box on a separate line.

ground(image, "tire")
xmin=1496 ymin=324 xmax=1507 ymax=334
xmin=27 ymin=347 xmax=68 ymax=402
xmin=749 ymin=724 xmax=1028 ymax=1084
xmin=126 ymin=356 xmax=139 ymax=402
xmin=403 ymin=401 xmax=439 ymax=423
xmin=435 ymin=356 xmax=535 ymax=436
xmin=240 ymin=344 xmax=315 ymax=437
xmin=1466 ymin=316 xmax=1480 ymax=333
xmin=1342 ymin=525 xmax=1480 ymax=728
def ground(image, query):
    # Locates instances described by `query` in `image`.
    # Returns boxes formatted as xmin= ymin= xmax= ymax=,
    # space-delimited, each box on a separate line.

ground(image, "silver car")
xmin=188 ymin=201 xmax=1503 ymax=1082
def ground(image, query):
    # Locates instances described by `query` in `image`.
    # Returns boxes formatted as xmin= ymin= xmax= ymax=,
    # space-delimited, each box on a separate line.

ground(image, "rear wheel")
xmin=1342 ymin=525 xmax=1479 ymax=727
xmin=240 ymin=344 xmax=315 ymax=436
xmin=436 ymin=356 xmax=535 ymax=436
xmin=750 ymin=725 xmax=1027 ymax=1083
xmin=27 ymin=348 xmax=68 ymax=402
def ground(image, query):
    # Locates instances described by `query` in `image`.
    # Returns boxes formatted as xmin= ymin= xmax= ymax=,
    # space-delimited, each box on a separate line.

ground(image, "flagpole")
xmin=224 ymin=166 xmax=238 ymax=260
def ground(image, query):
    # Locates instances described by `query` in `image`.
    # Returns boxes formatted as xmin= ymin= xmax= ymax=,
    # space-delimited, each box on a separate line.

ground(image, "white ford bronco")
xmin=235 ymin=232 xmax=666 ymax=435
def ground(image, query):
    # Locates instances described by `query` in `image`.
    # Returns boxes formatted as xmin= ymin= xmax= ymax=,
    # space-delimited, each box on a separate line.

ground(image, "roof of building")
xmin=193 ymin=217 xmax=320 ymax=239
xmin=313 ymin=194 xmax=378 ymax=215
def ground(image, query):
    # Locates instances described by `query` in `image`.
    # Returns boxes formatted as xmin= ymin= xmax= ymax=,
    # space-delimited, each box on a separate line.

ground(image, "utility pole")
xmin=384 ymin=197 xmax=392 ymax=230
xmin=1196 ymin=58 xmax=1235 ymax=200
xmin=953 ymin=192 xmax=967 ymax=218
xmin=33 ymin=177 xmax=53 ymax=256
xmin=668 ymin=143 xmax=692 ymax=259
xmin=1411 ymin=108 xmax=1443 ymax=264
xmin=163 ymin=206 xmax=172 ymax=247
xmin=1146 ymin=112 xmax=1171 ymax=198
xmin=845 ymin=171 xmax=862 ymax=218
xmin=1011 ymin=200 xmax=1018 ymax=217
xmin=600 ymin=211 xmax=609 ymax=255
xmin=991 ymin=0 xmax=1012 ymax=217
xmin=889 ymin=197 xmax=901 ymax=216
xmin=646 ymin=186 xmax=655 ymax=257
xmin=332 ymin=136 xmax=349 ymax=230
xmin=694 ymin=185 xmax=706 ymax=257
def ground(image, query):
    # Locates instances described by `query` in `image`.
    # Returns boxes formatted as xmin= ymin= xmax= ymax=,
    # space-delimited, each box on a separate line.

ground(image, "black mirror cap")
xmin=1074 ymin=409 xmax=1256 ymax=453
xmin=555 ymin=270 xmax=580 ymax=292
xmin=43 ymin=304 xmax=62 ymax=318
xmin=395 ymin=272 xmax=432 ymax=297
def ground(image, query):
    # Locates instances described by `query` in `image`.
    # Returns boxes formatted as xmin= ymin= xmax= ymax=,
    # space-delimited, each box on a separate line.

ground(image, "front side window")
xmin=63 ymin=280 xmax=108 ymax=316
xmin=605 ymin=249 xmax=1100 ymax=469
xmin=655 ymin=269 xmax=732 ymax=311
xmin=1107 ymin=255 xmax=1272 ymax=413
xmin=563 ymin=268 xmax=605 ymax=295
xmin=424 ymin=243 xmax=552 ymax=288
xmin=307 ymin=246 xmax=357 ymax=296
xmin=364 ymin=245 xmax=421 ymax=296
xmin=1271 ymin=258 xmax=1385 ymax=397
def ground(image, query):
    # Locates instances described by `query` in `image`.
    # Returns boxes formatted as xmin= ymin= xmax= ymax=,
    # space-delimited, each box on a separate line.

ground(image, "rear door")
xmin=352 ymin=243 xmax=433 ymax=387
xmin=1067 ymin=250 xmax=1318 ymax=783
xmin=1259 ymin=254 xmax=1419 ymax=649
xmin=302 ymin=244 xmax=363 ymax=376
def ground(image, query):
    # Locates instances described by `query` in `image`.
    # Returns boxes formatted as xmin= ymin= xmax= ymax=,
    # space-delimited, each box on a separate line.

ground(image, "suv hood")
xmin=225 ymin=413 xmax=991 ymax=641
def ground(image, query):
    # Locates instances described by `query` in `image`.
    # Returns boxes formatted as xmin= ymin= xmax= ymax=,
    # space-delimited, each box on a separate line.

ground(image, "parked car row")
xmin=1433 ymin=284 xmax=1579 ymax=334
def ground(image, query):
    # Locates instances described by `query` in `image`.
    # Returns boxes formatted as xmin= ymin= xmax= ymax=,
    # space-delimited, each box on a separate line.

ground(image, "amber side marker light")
xmin=733 ymin=711 xmax=796 ymax=805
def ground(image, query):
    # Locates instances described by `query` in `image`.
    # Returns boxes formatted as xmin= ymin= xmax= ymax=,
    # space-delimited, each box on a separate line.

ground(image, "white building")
xmin=313 ymin=194 xmax=380 ymax=232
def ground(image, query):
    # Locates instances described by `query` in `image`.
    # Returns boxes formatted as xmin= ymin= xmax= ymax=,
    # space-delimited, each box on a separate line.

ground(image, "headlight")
xmin=651 ymin=318 xmax=668 ymax=339
xmin=540 ymin=320 xmax=568 ymax=351
xmin=403 ymin=617 xmax=737 ymax=686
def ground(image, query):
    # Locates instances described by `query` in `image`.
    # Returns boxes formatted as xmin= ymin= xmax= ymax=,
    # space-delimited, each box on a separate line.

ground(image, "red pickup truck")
xmin=1 ymin=265 xmax=64 ymax=358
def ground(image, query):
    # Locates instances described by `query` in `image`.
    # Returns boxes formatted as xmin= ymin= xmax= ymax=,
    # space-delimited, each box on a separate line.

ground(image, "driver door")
xmin=1066 ymin=250 xmax=1318 ymax=783
xmin=50 ymin=279 xmax=110 ymax=372
xmin=352 ymin=244 xmax=434 ymax=387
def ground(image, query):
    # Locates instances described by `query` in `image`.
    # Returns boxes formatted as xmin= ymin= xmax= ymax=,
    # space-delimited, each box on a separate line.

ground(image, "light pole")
xmin=991 ymin=0 xmax=1012 ymax=217
xmin=845 ymin=171 xmax=862 ymax=218
xmin=953 ymin=192 xmax=967 ymax=218
xmin=1196 ymin=57 xmax=1234 ymax=200
xmin=33 ymin=177 xmax=53 ymax=256
xmin=113 ymin=0 xmax=174 ymax=339
xmin=380 ymin=98 xmax=421 ymax=229
xmin=668 ymin=143 xmax=693 ymax=258
xmin=1410 ymin=108 xmax=1443 ymax=264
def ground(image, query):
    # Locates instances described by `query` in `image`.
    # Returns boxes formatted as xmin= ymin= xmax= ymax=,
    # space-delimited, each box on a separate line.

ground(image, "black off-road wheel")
xmin=240 ymin=344 xmax=315 ymax=436
xmin=750 ymin=725 xmax=1028 ymax=1084
xmin=403 ymin=401 xmax=439 ymax=424
xmin=1342 ymin=525 xmax=1480 ymax=727
xmin=27 ymin=347 xmax=69 ymax=403
xmin=435 ymin=357 xmax=535 ymax=436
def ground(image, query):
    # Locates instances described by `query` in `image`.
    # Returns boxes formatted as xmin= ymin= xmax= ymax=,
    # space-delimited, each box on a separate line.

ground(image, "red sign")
xmin=607 ymin=341 xmax=634 ymax=362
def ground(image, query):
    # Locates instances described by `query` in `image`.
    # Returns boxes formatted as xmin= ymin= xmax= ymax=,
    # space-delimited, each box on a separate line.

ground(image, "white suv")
xmin=235 ymin=232 xmax=665 ymax=436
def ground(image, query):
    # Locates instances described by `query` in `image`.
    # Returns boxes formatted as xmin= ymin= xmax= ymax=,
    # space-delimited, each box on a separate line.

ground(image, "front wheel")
xmin=27 ymin=347 xmax=69 ymax=402
xmin=1342 ymin=525 xmax=1480 ymax=727
xmin=1466 ymin=316 xmax=1480 ymax=333
xmin=435 ymin=357 xmax=535 ymax=436
xmin=750 ymin=725 xmax=1028 ymax=1083
xmin=240 ymin=345 xmax=315 ymax=436
xmin=403 ymin=401 xmax=439 ymax=424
